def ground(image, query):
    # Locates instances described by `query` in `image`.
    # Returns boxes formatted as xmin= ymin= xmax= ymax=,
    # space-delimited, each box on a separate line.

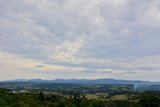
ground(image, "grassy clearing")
xmin=85 ymin=94 xmax=99 ymax=100
xmin=112 ymin=94 xmax=128 ymax=100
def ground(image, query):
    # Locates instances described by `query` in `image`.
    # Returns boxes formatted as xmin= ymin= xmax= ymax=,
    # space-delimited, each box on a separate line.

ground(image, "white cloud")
xmin=0 ymin=51 xmax=89 ymax=80
xmin=137 ymin=1 xmax=160 ymax=26
xmin=0 ymin=0 xmax=160 ymax=81
xmin=50 ymin=37 xmax=86 ymax=63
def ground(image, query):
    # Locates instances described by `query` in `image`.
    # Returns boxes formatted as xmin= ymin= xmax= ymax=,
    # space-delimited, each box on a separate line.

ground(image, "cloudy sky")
xmin=0 ymin=0 xmax=160 ymax=81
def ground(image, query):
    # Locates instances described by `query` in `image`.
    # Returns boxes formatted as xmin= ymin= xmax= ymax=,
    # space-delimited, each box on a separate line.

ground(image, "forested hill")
xmin=3 ymin=78 xmax=160 ymax=85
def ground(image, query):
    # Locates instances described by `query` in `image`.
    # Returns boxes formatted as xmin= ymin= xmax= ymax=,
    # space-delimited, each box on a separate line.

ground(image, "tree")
xmin=37 ymin=91 xmax=44 ymax=103
xmin=139 ymin=95 xmax=160 ymax=107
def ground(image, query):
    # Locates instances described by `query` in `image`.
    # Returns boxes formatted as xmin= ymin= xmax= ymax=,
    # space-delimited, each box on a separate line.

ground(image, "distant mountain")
xmin=135 ymin=84 xmax=160 ymax=91
xmin=3 ymin=78 xmax=160 ymax=85
xmin=4 ymin=79 xmax=45 ymax=83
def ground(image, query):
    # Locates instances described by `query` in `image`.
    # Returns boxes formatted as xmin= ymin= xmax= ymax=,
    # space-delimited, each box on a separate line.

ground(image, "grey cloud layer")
xmin=0 ymin=0 xmax=160 ymax=81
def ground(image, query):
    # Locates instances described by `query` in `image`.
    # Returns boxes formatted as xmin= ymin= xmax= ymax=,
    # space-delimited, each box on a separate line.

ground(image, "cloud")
xmin=0 ymin=51 xmax=42 ymax=80
xmin=35 ymin=65 xmax=45 ymax=68
xmin=0 ymin=0 xmax=160 ymax=81
xmin=49 ymin=37 xmax=86 ymax=63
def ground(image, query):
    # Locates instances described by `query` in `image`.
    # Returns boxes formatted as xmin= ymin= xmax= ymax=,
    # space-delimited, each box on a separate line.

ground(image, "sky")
xmin=0 ymin=0 xmax=160 ymax=81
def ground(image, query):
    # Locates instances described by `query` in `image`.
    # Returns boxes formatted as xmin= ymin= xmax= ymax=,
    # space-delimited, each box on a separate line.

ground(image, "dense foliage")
xmin=0 ymin=89 xmax=160 ymax=107
xmin=0 ymin=82 xmax=135 ymax=95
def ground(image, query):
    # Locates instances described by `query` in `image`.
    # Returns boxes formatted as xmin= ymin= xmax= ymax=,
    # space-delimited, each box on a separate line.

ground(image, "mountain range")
xmin=3 ymin=78 xmax=160 ymax=85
